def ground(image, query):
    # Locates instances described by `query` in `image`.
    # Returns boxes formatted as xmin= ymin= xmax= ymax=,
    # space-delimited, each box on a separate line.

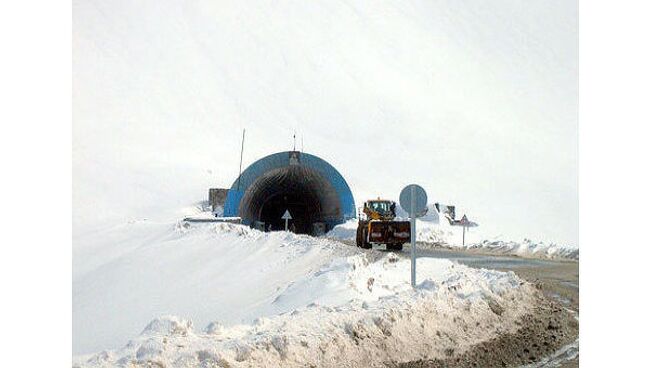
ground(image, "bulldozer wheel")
xmin=356 ymin=225 xmax=363 ymax=247
xmin=358 ymin=227 xmax=372 ymax=249
xmin=356 ymin=221 xmax=370 ymax=249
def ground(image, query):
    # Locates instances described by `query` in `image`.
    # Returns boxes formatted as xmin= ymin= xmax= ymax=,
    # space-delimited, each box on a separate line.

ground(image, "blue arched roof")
xmin=223 ymin=151 xmax=356 ymax=224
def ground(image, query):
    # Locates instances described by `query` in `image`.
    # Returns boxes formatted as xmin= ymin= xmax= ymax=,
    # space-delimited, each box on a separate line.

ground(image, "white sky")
xmin=73 ymin=0 xmax=577 ymax=246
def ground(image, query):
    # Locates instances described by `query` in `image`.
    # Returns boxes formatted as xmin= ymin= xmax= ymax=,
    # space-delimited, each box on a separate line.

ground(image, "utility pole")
xmin=237 ymin=129 xmax=245 ymax=191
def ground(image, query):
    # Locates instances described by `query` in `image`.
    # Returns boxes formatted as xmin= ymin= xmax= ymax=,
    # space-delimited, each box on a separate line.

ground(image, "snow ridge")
xmin=327 ymin=219 xmax=579 ymax=260
xmin=74 ymin=223 xmax=534 ymax=366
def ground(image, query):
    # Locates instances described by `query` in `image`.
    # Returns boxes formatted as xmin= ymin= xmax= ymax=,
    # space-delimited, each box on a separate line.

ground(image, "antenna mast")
xmin=237 ymin=129 xmax=246 ymax=191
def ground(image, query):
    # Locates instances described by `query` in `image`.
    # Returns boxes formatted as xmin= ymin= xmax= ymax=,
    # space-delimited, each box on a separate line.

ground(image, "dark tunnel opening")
xmin=239 ymin=166 xmax=341 ymax=234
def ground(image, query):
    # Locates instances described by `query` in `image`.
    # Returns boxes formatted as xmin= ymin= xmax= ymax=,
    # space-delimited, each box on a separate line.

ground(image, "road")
xmin=412 ymin=246 xmax=579 ymax=312
xmin=407 ymin=244 xmax=579 ymax=367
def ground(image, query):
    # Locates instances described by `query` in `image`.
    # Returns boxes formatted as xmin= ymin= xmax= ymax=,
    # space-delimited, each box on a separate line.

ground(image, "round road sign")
xmin=399 ymin=184 xmax=428 ymax=217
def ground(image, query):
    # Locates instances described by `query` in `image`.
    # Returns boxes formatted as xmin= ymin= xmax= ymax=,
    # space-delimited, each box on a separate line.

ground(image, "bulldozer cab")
xmin=363 ymin=199 xmax=396 ymax=220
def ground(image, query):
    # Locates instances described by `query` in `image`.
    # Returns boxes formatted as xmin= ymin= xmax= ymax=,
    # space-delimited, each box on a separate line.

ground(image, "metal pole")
xmin=237 ymin=129 xmax=246 ymax=191
xmin=462 ymin=226 xmax=465 ymax=245
xmin=410 ymin=185 xmax=416 ymax=287
xmin=285 ymin=218 xmax=288 ymax=231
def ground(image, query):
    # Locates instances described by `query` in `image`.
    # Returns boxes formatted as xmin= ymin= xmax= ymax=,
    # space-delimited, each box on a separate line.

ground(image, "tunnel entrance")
xmin=259 ymin=193 xmax=313 ymax=233
xmin=239 ymin=165 xmax=341 ymax=234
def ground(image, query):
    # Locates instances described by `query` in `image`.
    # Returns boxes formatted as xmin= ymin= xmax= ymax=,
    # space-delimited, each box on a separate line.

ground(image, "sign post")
xmin=399 ymin=184 xmax=428 ymax=288
xmin=282 ymin=210 xmax=292 ymax=231
xmin=463 ymin=226 xmax=465 ymax=245
xmin=410 ymin=186 xmax=416 ymax=287
xmin=459 ymin=214 xmax=470 ymax=246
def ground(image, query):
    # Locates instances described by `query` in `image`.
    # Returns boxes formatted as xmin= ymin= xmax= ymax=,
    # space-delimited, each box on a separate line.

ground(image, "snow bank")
xmin=327 ymin=218 xmax=579 ymax=261
xmin=74 ymin=222 xmax=535 ymax=366
xmin=416 ymin=220 xmax=580 ymax=260
xmin=466 ymin=239 xmax=579 ymax=260
xmin=73 ymin=222 xmax=357 ymax=354
xmin=324 ymin=219 xmax=358 ymax=241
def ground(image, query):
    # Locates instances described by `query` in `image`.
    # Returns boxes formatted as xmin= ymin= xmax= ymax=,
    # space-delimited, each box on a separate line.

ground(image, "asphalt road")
xmin=406 ymin=244 xmax=580 ymax=367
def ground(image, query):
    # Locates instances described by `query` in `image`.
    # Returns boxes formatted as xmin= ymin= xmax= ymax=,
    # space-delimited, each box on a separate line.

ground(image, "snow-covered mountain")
xmin=73 ymin=0 xmax=578 ymax=246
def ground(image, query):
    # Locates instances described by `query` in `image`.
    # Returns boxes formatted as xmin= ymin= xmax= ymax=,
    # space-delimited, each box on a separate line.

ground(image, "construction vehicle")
xmin=356 ymin=198 xmax=411 ymax=250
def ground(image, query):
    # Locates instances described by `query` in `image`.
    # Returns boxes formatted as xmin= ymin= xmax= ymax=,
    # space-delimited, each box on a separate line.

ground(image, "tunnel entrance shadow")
xmin=239 ymin=166 xmax=341 ymax=234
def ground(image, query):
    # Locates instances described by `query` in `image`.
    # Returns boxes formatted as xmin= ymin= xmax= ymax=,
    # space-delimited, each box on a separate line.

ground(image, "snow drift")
xmin=73 ymin=223 xmax=534 ymax=367
xmin=73 ymin=221 xmax=357 ymax=354
xmin=327 ymin=215 xmax=579 ymax=260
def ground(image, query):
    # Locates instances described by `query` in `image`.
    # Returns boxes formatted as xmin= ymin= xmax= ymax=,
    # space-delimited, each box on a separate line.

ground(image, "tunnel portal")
xmin=223 ymin=151 xmax=356 ymax=234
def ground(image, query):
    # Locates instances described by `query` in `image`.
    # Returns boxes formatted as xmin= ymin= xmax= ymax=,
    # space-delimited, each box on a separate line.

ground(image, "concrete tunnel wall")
xmin=223 ymin=151 xmax=356 ymax=233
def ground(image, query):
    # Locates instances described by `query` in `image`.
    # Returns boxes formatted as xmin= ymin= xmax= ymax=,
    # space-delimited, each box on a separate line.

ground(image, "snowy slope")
xmin=73 ymin=222 xmax=357 ymax=353
xmin=73 ymin=0 xmax=578 ymax=246
xmin=73 ymin=223 xmax=534 ymax=366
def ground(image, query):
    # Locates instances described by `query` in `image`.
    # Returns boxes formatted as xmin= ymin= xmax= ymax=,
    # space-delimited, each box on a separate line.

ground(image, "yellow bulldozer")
xmin=356 ymin=198 xmax=411 ymax=251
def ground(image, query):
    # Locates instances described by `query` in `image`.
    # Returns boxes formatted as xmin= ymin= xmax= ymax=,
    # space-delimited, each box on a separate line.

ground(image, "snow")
xmin=73 ymin=223 xmax=534 ymax=366
xmin=72 ymin=0 xmax=577 ymax=364
xmin=73 ymin=0 xmax=578 ymax=247
xmin=466 ymin=238 xmax=579 ymax=260
xmin=324 ymin=219 xmax=358 ymax=241
xmin=327 ymin=211 xmax=579 ymax=260
xmin=415 ymin=218 xmax=580 ymax=260
xmin=183 ymin=211 xmax=217 ymax=220
xmin=73 ymin=222 xmax=355 ymax=354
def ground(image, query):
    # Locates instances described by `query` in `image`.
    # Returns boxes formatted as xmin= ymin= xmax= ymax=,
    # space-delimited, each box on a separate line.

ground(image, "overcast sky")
xmin=73 ymin=0 xmax=577 ymax=246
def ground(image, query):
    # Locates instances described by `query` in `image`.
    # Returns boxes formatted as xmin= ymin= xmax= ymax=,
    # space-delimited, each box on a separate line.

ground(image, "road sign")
xmin=457 ymin=214 xmax=479 ymax=245
xmin=399 ymin=184 xmax=428 ymax=288
xmin=460 ymin=214 xmax=468 ymax=225
xmin=399 ymin=184 xmax=428 ymax=218
xmin=282 ymin=210 xmax=292 ymax=231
